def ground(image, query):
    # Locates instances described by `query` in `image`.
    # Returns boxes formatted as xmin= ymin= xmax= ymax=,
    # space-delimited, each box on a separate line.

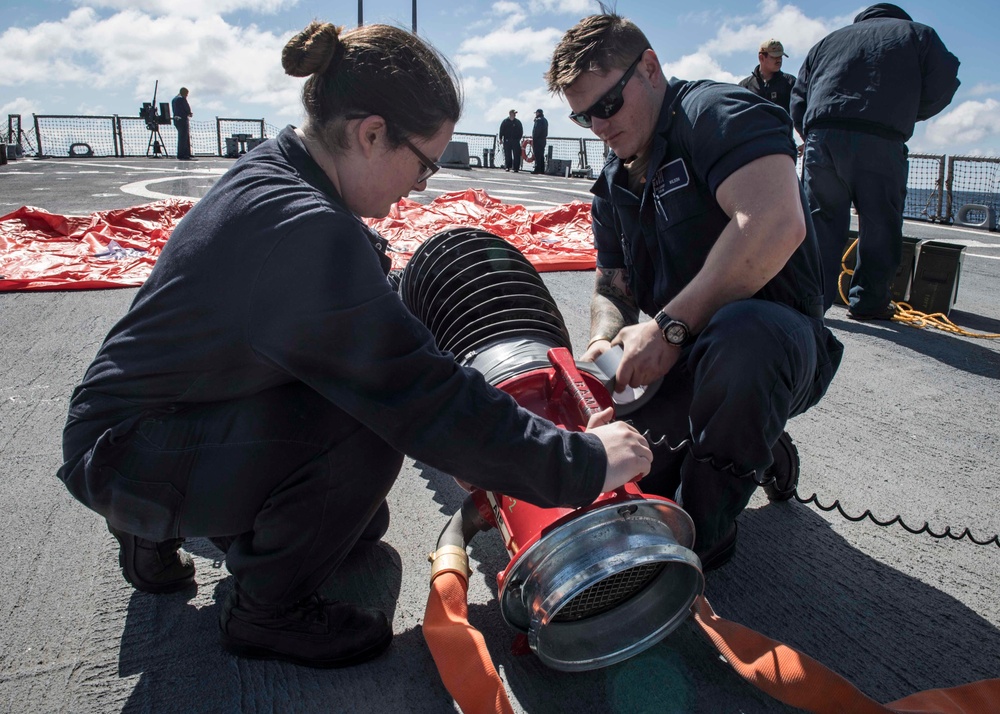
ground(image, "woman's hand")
xmin=588 ymin=420 xmax=652 ymax=492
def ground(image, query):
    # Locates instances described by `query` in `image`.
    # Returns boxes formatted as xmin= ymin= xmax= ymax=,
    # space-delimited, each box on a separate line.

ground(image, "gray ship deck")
xmin=2 ymin=156 xmax=998 ymax=713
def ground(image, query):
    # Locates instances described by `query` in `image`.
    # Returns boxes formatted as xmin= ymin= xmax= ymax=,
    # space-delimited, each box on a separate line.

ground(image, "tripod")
xmin=147 ymin=126 xmax=166 ymax=157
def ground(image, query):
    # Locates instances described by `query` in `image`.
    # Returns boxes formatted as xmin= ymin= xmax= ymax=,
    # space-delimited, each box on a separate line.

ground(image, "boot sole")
xmin=219 ymin=628 xmax=393 ymax=669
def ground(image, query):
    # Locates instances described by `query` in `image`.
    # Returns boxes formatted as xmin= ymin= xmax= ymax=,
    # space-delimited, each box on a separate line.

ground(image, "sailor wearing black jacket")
xmin=790 ymin=3 xmax=960 ymax=317
xmin=738 ymin=39 xmax=795 ymax=113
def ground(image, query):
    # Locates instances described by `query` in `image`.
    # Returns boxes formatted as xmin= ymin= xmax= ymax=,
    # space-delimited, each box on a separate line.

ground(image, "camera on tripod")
xmin=140 ymin=81 xmax=172 ymax=157
xmin=140 ymin=101 xmax=172 ymax=131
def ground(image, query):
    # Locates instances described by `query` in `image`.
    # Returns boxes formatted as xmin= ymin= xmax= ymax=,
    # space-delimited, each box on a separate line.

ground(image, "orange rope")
xmin=838 ymin=239 xmax=1000 ymax=338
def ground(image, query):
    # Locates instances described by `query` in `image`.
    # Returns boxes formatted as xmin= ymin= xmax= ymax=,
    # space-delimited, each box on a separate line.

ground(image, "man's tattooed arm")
xmin=589 ymin=266 xmax=638 ymax=344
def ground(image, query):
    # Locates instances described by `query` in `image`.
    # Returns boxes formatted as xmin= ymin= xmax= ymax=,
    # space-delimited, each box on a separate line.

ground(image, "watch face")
xmin=665 ymin=322 xmax=688 ymax=345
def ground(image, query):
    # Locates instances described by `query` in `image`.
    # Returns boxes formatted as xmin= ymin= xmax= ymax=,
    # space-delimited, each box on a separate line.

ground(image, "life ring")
xmin=520 ymin=138 xmax=534 ymax=163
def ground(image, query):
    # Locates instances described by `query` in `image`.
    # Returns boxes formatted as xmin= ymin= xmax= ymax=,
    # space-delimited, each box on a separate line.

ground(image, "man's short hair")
xmin=758 ymin=39 xmax=788 ymax=58
xmin=179 ymin=87 xmax=189 ymax=95
xmin=545 ymin=13 xmax=651 ymax=95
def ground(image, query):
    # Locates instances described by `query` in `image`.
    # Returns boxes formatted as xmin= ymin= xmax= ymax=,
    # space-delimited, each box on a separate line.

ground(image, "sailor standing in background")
xmin=171 ymin=88 xmax=194 ymax=160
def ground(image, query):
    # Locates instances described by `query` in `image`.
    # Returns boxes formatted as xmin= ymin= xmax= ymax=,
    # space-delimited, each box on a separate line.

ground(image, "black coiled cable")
xmin=639 ymin=430 xmax=1000 ymax=549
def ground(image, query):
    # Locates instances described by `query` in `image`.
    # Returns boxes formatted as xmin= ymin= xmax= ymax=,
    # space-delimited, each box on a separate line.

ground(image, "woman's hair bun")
xmin=282 ymin=21 xmax=342 ymax=78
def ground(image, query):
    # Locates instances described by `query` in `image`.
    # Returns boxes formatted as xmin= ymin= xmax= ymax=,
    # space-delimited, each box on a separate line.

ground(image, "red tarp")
xmin=0 ymin=190 xmax=596 ymax=292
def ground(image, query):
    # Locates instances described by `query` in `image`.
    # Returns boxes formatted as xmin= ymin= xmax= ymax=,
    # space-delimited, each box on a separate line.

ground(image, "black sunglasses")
xmin=568 ymin=50 xmax=649 ymax=129
xmin=401 ymin=137 xmax=440 ymax=183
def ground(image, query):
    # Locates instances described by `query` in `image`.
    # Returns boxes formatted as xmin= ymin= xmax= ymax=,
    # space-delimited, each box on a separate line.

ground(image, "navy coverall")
xmin=58 ymin=127 xmax=607 ymax=608
xmin=790 ymin=3 xmax=960 ymax=314
xmin=171 ymin=93 xmax=192 ymax=159
xmin=532 ymin=114 xmax=549 ymax=174
xmin=592 ymin=78 xmax=843 ymax=551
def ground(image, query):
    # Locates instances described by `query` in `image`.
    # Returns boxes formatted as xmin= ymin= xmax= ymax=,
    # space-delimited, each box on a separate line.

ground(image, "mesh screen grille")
xmin=552 ymin=562 xmax=664 ymax=622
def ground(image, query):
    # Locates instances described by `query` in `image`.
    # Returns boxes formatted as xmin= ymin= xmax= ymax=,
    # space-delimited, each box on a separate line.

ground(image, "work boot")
xmin=763 ymin=431 xmax=800 ymax=502
xmin=219 ymin=587 xmax=392 ymax=668
xmin=698 ymin=522 xmax=737 ymax=573
xmin=847 ymin=303 xmax=897 ymax=321
xmin=107 ymin=522 xmax=195 ymax=594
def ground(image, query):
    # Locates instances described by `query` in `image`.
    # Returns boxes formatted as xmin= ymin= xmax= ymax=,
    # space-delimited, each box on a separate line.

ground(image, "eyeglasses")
xmin=568 ymin=50 xmax=649 ymax=129
xmin=400 ymin=137 xmax=440 ymax=183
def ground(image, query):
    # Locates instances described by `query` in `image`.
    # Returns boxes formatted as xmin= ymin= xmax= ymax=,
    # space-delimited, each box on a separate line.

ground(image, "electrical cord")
xmin=639 ymin=430 xmax=1000 ymax=549
xmin=839 ymin=238 xmax=1000 ymax=338
xmin=793 ymin=490 xmax=1000 ymax=547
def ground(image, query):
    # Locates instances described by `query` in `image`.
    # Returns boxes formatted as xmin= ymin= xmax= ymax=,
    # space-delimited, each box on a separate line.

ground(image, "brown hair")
xmin=282 ymin=21 xmax=462 ymax=149
xmin=545 ymin=13 xmax=651 ymax=94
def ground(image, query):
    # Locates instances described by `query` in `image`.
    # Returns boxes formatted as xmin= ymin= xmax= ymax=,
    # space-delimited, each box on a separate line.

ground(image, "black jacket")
xmin=738 ymin=68 xmax=795 ymax=113
xmin=499 ymin=117 xmax=523 ymax=146
xmin=790 ymin=3 xmax=960 ymax=141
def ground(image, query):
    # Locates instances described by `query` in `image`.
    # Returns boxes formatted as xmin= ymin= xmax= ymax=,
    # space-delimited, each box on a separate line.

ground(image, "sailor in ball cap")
xmin=498 ymin=108 xmax=524 ymax=171
xmin=738 ymin=38 xmax=795 ymax=112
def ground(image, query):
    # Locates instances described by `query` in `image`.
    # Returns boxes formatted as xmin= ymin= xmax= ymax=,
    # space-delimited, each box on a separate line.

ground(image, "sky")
xmin=2 ymin=0 xmax=999 ymax=156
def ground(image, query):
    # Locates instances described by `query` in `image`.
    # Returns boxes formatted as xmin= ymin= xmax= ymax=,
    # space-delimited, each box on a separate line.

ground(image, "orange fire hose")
xmin=424 ymin=548 xmax=514 ymax=714
xmin=424 ymin=561 xmax=1000 ymax=714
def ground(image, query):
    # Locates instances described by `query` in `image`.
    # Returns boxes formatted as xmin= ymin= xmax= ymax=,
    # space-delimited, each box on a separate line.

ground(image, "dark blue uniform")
xmin=58 ymin=127 xmax=607 ymax=608
xmin=498 ymin=116 xmax=523 ymax=171
xmin=532 ymin=112 xmax=549 ymax=174
xmin=171 ymin=93 xmax=192 ymax=159
xmin=592 ymin=78 xmax=843 ymax=550
xmin=790 ymin=3 xmax=960 ymax=314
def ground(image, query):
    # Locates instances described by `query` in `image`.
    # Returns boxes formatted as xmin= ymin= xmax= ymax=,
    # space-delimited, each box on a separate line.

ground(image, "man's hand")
xmin=613 ymin=320 xmax=679 ymax=389
xmin=589 ymin=420 xmax=652 ymax=492
xmin=582 ymin=338 xmax=612 ymax=363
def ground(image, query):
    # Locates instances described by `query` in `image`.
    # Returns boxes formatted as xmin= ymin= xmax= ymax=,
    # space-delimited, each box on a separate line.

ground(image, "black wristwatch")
xmin=654 ymin=311 xmax=692 ymax=347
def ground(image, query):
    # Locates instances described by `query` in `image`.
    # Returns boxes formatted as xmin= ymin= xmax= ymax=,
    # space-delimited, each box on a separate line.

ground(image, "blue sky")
xmin=2 ymin=0 xmax=998 ymax=155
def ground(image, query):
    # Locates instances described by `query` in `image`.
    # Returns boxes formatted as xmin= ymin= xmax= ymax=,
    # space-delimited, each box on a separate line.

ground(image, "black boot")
xmin=219 ymin=587 xmax=392 ymax=668
xmin=108 ymin=522 xmax=195 ymax=593
xmin=762 ymin=431 xmax=800 ymax=501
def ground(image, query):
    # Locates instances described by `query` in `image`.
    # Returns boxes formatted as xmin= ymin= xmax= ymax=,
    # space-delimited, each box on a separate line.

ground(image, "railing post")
xmin=944 ymin=155 xmax=955 ymax=224
xmin=33 ymin=114 xmax=42 ymax=157
xmin=216 ymin=117 xmax=223 ymax=157
xmin=935 ymin=156 xmax=945 ymax=222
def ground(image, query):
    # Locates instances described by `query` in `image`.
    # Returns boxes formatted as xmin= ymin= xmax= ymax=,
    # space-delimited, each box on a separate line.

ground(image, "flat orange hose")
xmin=692 ymin=594 xmax=1000 ymax=714
xmin=423 ymin=571 xmax=514 ymax=714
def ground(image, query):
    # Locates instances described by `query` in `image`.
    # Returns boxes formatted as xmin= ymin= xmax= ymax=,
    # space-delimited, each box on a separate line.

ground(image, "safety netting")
xmin=0 ymin=190 xmax=596 ymax=292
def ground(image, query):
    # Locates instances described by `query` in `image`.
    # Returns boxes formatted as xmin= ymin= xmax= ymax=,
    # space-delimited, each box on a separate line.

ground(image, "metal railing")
xmin=5 ymin=112 xmax=998 ymax=230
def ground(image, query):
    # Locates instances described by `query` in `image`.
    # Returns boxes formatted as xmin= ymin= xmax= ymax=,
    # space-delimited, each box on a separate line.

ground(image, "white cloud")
xmin=0 ymin=8 xmax=301 ymax=119
xmin=661 ymin=53 xmax=741 ymax=84
xmin=527 ymin=0 xmax=599 ymax=14
xmin=462 ymin=75 xmax=499 ymax=104
xmin=701 ymin=1 xmax=842 ymax=60
xmin=967 ymin=83 xmax=1000 ymax=97
xmin=0 ymin=97 xmax=39 ymax=118
xmin=923 ymin=99 xmax=1000 ymax=155
xmin=69 ymin=0 xmax=300 ymax=19
xmin=456 ymin=22 xmax=564 ymax=69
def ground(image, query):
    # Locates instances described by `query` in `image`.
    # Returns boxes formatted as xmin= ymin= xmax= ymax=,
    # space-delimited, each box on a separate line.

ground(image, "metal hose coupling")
xmin=427 ymin=545 xmax=471 ymax=585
